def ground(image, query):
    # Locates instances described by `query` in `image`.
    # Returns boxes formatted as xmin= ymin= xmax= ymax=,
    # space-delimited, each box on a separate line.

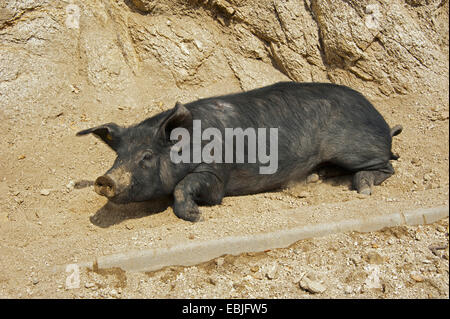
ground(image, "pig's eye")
xmin=141 ymin=152 xmax=153 ymax=162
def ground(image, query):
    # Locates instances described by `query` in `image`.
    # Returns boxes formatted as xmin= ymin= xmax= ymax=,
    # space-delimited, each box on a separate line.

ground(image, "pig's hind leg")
xmin=352 ymin=162 xmax=395 ymax=195
xmin=173 ymin=169 xmax=225 ymax=222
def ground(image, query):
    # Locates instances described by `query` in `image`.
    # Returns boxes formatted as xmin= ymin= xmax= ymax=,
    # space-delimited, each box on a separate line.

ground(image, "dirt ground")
xmin=0 ymin=86 xmax=448 ymax=298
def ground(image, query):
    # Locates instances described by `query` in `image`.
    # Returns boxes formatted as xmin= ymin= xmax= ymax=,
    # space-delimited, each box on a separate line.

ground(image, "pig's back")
xmin=186 ymin=82 xmax=392 ymax=195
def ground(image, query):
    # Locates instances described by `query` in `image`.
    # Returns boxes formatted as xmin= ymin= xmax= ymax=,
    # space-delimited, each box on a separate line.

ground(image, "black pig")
xmin=77 ymin=82 xmax=402 ymax=222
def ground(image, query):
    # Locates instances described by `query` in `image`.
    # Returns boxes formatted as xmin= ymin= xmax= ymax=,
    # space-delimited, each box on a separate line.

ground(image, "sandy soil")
xmin=0 ymin=87 xmax=448 ymax=298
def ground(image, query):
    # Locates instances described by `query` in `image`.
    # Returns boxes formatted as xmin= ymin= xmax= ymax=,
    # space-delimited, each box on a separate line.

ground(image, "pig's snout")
xmin=94 ymin=175 xmax=116 ymax=198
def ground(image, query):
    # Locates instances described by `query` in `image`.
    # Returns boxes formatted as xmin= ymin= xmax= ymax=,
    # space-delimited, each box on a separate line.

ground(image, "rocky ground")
xmin=75 ymin=218 xmax=449 ymax=299
xmin=0 ymin=91 xmax=448 ymax=299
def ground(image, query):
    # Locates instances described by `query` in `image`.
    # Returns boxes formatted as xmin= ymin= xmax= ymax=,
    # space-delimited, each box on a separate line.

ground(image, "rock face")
xmin=0 ymin=0 xmax=448 ymax=111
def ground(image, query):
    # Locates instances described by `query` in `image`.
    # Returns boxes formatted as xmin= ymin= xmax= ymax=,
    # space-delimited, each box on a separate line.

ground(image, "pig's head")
xmin=77 ymin=102 xmax=194 ymax=204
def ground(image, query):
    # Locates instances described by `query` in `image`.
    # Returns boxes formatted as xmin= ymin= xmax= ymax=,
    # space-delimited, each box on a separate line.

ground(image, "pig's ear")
xmin=76 ymin=122 xmax=124 ymax=151
xmin=158 ymin=102 xmax=192 ymax=142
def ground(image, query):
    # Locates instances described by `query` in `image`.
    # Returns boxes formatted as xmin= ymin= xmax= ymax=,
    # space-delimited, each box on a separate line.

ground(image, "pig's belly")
xmin=224 ymin=164 xmax=308 ymax=196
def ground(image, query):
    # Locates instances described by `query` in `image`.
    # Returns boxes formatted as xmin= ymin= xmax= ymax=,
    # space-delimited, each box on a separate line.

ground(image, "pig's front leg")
xmin=173 ymin=169 xmax=225 ymax=222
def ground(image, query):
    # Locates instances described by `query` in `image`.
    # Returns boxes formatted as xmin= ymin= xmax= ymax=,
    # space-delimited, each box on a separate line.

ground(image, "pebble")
xmin=349 ymin=255 xmax=362 ymax=266
xmin=410 ymin=273 xmax=424 ymax=282
xmin=208 ymin=277 xmax=216 ymax=285
xmin=366 ymin=251 xmax=384 ymax=264
xmin=66 ymin=180 xmax=75 ymax=190
xmin=299 ymin=275 xmax=326 ymax=294
xmin=265 ymin=264 xmax=278 ymax=280
xmin=85 ymin=282 xmax=96 ymax=289
xmin=435 ymin=225 xmax=446 ymax=233
xmin=250 ymin=266 xmax=259 ymax=273
xmin=297 ymin=191 xmax=310 ymax=198
xmin=110 ymin=289 xmax=119 ymax=297
xmin=364 ymin=265 xmax=383 ymax=290
xmin=40 ymin=189 xmax=51 ymax=196
xmin=252 ymin=272 xmax=263 ymax=280
xmin=306 ymin=173 xmax=320 ymax=184
xmin=344 ymin=285 xmax=353 ymax=294
xmin=215 ymin=257 xmax=224 ymax=266
xmin=415 ymin=232 xmax=422 ymax=241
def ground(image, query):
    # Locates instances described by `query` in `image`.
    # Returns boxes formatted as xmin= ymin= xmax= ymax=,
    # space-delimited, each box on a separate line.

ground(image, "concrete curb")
xmin=66 ymin=205 xmax=448 ymax=273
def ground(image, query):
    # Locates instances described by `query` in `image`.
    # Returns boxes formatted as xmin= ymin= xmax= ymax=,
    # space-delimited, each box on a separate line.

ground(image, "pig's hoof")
xmin=184 ymin=211 xmax=201 ymax=222
xmin=174 ymin=202 xmax=201 ymax=222
xmin=358 ymin=187 xmax=372 ymax=196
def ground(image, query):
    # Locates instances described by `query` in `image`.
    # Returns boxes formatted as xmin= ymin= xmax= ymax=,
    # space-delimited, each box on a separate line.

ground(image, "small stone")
xmin=250 ymin=266 xmax=259 ymax=273
xmin=125 ymin=224 xmax=134 ymax=230
xmin=265 ymin=264 xmax=278 ymax=280
xmin=40 ymin=189 xmax=50 ymax=196
xmin=252 ymin=272 xmax=263 ymax=280
xmin=364 ymin=265 xmax=383 ymax=290
xmin=410 ymin=273 xmax=424 ymax=282
xmin=215 ymin=257 xmax=224 ymax=266
xmin=188 ymin=234 xmax=195 ymax=240
xmin=366 ymin=251 xmax=384 ymax=264
xmin=85 ymin=282 xmax=96 ymax=289
xmin=70 ymin=84 xmax=80 ymax=94
xmin=349 ymin=255 xmax=362 ymax=266
xmin=299 ymin=276 xmax=326 ymax=294
xmin=306 ymin=173 xmax=320 ymax=183
xmin=423 ymin=173 xmax=433 ymax=182
xmin=208 ymin=277 xmax=216 ymax=285
xmin=66 ymin=180 xmax=75 ymax=190
xmin=32 ymin=278 xmax=39 ymax=285
xmin=194 ymin=40 xmax=203 ymax=51
xmin=110 ymin=289 xmax=118 ymax=297
xmin=298 ymin=191 xmax=310 ymax=198
xmin=344 ymin=285 xmax=353 ymax=294
xmin=18 ymin=155 xmax=26 ymax=160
